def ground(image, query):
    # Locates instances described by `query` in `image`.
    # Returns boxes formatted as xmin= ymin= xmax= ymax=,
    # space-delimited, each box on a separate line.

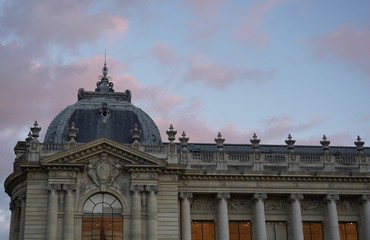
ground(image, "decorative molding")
xmin=130 ymin=185 xmax=144 ymax=194
xmin=326 ymin=194 xmax=339 ymax=203
xmin=191 ymin=197 xmax=215 ymax=211
xmin=301 ymin=198 xmax=321 ymax=212
xmin=228 ymin=198 xmax=252 ymax=211
xmin=290 ymin=193 xmax=303 ymax=201
xmin=254 ymin=193 xmax=267 ymax=201
xmin=216 ymin=192 xmax=230 ymax=200
xmin=179 ymin=192 xmax=193 ymax=200
xmin=47 ymin=183 xmax=61 ymax=193
xmin=145 ymin=185 xmax=159 ymax=194
xmin=265 ymin=199 xmax=287 ymax=211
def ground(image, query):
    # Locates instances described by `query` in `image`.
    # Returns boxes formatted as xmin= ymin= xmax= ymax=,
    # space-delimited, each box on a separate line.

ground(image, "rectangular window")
xmin=339 ymin=222 xmax=358 ymax=240
xmin=303 ymin=222 xmax=323 ymax=240
xmin=191 ymin=221 xmax=215 ymax=240
xmin=229 ymin=221 xmax=252 ymax=240
xmin=266 ymin=221 xmax=288 ymax=240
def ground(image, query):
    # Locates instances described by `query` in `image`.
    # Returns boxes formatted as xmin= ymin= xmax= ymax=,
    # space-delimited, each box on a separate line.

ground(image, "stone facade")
xmin=4 ymin=64 xmax=370 ymax=240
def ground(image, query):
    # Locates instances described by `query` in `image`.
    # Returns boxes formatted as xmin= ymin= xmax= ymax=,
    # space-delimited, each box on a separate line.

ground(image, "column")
xmin=254 ymin=193 xmax=267 ymax=240
xmin=217 ymin=192 xmax=230 ymax=240
xmin=47 ymin=184 xmax=60 ymax=240
xmin=326 ymin=194 xmax=340 ymax=240
xmin=179 ymin=192 xmax=193 ymax=240
xmin=19 ymin=193 xmax=26 ymax=240
xmin=8 ymin=202 xmax=16 ymax=240
xmin=63 ymin=184 xmax=76 ymax=240
xmin=362 ymin=194 xmax=370 ymax=239
xmin=146 ymin=185 xmax=159 ymax=240
xmin=290 ymin=194 xmax=304 ymax=240
xmin=131 ymin=185 xmax=144 ymax=240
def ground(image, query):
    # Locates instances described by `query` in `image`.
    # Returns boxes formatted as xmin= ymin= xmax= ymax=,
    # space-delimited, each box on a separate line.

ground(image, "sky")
xmin=0 ymin=0 xmax=370 ymax=237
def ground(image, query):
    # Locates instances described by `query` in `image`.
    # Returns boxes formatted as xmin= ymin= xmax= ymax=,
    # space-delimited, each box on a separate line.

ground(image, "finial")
xmin=285 ymin=133 xmax=295 ymax=151
xmin=320 ymin=134 xmax=330 ymax=152
xmin=131 ymin=123 xmax=141 ymax=144
xmin=250 ymin=133 xmax=261 ymax=151
xmin=96 ymin=52 xmax=114 ymax=93
xmin=214 ymin=132 xmax=225 ymax=150
xmin=179 ymin=131 xmax=189 ymax=150
xmin=166 ymin=124 xmax=177 ymax=142
xmin=354 ymin=135 xmax=365 ymax=153
xmin=30 ymin=121 xmax=41 ymax=139
xmin=68 ymin=122 xmax=79 ymax=144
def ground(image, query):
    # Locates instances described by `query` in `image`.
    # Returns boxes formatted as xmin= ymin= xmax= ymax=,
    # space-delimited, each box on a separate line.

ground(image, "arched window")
xmin=82 ymin=193 xmax=123 ymax=240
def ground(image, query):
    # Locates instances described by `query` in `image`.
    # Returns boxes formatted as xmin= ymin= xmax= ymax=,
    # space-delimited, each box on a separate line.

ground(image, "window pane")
xmin=229 ymin=221 xmax=251 ymax=240
xmin=191 ymin=222 xmax=202 ymax=240
xmin=303 ymin=222 xmax=323 ymax=240
xmin=191 ymin=221 xmax=215 ymax=240
xmin=82 ymin=193 xmax=123 ymax=239
xmin=266 ymin=222 xmax=287 ymax=240
xmin=339 ymin=222 xmax=358 ymax=240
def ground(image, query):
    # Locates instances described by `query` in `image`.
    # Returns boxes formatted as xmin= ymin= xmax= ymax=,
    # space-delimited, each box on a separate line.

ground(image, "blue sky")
xmin=0 ymin=0 xmax=370 ymax=237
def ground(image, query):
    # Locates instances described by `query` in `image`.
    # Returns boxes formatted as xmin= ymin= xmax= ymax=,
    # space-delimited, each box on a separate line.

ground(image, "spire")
xmin=95 ymin=52 xmax=114 ymax=93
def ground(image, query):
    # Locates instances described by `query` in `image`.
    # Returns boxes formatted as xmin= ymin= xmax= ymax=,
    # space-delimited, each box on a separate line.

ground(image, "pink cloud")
xmin=313 ymin=25 xmax=370 ymax=79
xmin=237 ymin=0 xmax=283 ymax=47
xmin=184 ymin=54 xmax=275 ymax=88
xmin=151 ymin=43 xmax=179 ymax=67
xmin=183 ymin=0 xmax=223 ymax=40
xmin=0 ymin=0 xmax=128 ymax=51
xmin=259 ymin=116 xmax=325 ymax=144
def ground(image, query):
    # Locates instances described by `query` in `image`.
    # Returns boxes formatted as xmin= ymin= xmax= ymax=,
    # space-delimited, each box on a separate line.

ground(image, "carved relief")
xmin=228 ymin=198 xmax=252 ymax=212
xmin=301 ymin=198 xmax=322 ymax=212
xmin=85 ymin=158 xmax=123 ymax=187
xmin=337 ymin=199 xmax=358 ymax=212
xmin=191 ymin=197 xmax=216 ymax=211
xmin=265 ymin=199 xmax=288 ymax=212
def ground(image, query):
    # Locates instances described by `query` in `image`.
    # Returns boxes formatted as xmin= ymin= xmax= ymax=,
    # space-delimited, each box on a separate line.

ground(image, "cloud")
xmin=0 ymin=0 xmax=128 ymax=51
xmin=184 ymin=54 xmax=275 ymax=88
xmin=258 ymin=116 xmax=325 ymax=144
xmin=182 ymin=0 xmax=223 ymax=40
xmin=237 ymin=0 xmax=283 ymax=47
xmin=312 ymin=25 xmax=370 ymax=79
xmin=151 ymin=43 xmax=179 ymax=67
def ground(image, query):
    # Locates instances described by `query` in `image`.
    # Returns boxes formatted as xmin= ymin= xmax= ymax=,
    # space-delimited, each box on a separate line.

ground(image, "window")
xmin=303 ymin=222 xmax=323 ymax=240
xmin=191 ymin=221 xmax=215 ymax=240
xmin=229 ymin=221 xmax=251 ymax=240
xmin=339 ymin=222 xmax=358 ymax=240
xmin=266 ymin=221 xmax=288 ymax=240
xmin=82 ymin=193 xmax=123 ymax=240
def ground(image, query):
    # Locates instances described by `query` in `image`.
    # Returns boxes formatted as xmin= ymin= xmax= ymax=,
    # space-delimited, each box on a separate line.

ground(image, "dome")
xmin=44 ymin=63 xmax=162 ymax=145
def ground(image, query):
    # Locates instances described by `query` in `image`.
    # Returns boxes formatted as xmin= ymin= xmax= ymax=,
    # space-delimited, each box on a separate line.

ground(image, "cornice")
xmin=4 ymin=171 xmax=26 ymax=196
xmin=179 ymin=174 xmax=370 ymax=182
xmin=41 ymin=138 xmax=166 ymax=166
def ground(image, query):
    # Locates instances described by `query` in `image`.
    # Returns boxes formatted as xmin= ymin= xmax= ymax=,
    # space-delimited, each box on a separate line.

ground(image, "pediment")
xmin=41 ymin=138 xmax=167 ymax=167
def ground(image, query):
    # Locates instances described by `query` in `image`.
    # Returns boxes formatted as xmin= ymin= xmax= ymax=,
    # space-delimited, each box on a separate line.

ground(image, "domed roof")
xmin=44 ymin=62 xmax=162 ymax=145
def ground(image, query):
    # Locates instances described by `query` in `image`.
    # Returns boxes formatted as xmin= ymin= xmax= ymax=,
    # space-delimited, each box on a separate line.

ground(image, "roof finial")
xmin=96 ymin=51 xmax=114 ymax=92
xmin=102 ymin=49 xmax=108 ymax=78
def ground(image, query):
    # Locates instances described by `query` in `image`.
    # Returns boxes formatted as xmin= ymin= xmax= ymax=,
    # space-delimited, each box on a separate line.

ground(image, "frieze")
xmin=191 ymin=197 xmax=216 ymax=211
xmin=265 ymin=199 xmax=288 ymax=212
xmin=228 ymin=198 xmax=252 ymax=212
xmin=337 ymin=199 xmax=359 ymax=212
xmin=301 ymin=198 xmax=322 ymax=212
xmin=49 ymin=171 xmax=76 ymax=178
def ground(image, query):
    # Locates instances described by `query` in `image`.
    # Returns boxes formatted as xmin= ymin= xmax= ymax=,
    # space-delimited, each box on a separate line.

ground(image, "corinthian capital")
xmin=326 ymin=194 xmax=339 ymax=203
xmin=145 ymin=185 xmax=159 ymax=194
xmin=254 ymin=193 xmax=267 ymax=202
xmin=179 ymin=192 xmax=193 ymax=200
xmin=216 ymin=192 xmax=230 ymax=200
xmin=130 ymin=185 xmax=144 ymax=194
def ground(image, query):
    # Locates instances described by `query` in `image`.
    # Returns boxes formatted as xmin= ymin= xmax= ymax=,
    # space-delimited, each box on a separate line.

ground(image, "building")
xmin=4 ymin=63 xmax=370 ymax=240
